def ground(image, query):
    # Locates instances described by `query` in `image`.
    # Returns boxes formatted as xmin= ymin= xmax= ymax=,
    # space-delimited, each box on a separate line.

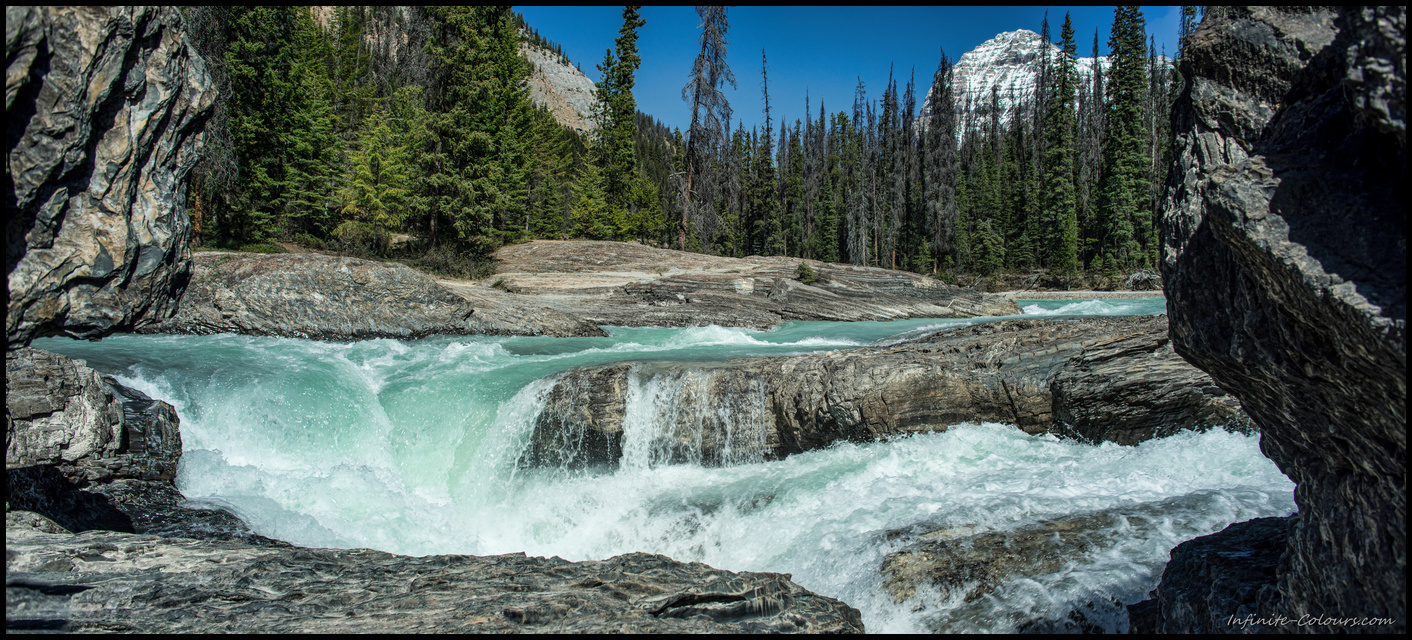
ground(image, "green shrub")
xmin=237 ymin=242 xmax=283 ymax=254
xmin=291 ymin=233 xmax=326 ymax=250
xmin=400 ymin=246 xmax=498 ymax=281
xmin=795 ymin=261 xmax=819 ymax=284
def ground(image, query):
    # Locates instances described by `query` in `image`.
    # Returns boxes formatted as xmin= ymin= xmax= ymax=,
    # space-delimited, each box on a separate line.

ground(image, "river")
xmin=32 ymin=297 xmax=1295 ymax=632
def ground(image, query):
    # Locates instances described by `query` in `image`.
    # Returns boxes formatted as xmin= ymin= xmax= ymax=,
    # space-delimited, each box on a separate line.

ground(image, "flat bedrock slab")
xmin=140 ymin=252 xmax=606 ymax=340
xmin=5 ymin=528 xmax=864 ymax=633
xmin=1158 ymin=6 xmax=1405 ymax=632
xmin=489 ymin=240 xmax=1020 ymax=328
xmin=525 ymin=316 xmax=1252 ymax=469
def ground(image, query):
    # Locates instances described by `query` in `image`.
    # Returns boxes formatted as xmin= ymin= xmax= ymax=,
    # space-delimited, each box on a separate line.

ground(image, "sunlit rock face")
xmin=1154 ymin=6 xmax=1404 ymax=633
xmin=7 ymin=6 xmax=214 ymax=347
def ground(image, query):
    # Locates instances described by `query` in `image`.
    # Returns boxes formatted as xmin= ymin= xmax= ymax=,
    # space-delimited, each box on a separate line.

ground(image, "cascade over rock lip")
xmin=1148 ymin=5 xmax=1405 ymax=633
xmin=525 ymin=315 xmax=1251 ymax=469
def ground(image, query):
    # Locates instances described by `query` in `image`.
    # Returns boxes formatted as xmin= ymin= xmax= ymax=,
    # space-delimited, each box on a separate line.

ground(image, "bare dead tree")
xmin=679 ymin=6 xmax=735 ymax=251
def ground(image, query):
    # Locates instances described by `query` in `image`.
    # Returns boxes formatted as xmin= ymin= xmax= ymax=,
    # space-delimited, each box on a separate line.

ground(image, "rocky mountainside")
xmin=923 ymin=29 xmax=1121 ymax=131
xmin=522 ymin=39 xmax=598 ymax=133
xmin=1139 ymin=6 xmax=1404 ymax=633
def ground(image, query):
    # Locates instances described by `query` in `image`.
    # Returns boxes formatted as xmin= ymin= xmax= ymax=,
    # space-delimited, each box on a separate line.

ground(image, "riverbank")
xmin=1002 ymin=290 xmax=1165 ymax=300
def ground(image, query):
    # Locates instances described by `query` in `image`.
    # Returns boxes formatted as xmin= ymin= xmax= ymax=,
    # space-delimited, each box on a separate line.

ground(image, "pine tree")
xmin=337 ymin=99 xmax=412 ymax=252
xmin=923 ymin=49 xmax=958 ymax=274
xmin=1076 ymin=30 xmax=1106 ymax=268
xmin=570 ymin=161 xmax=613 ymax=240
xmin=1039 ymin=13 xmax=1080 ymax=273
xmin=1096 ymin=6 xmax=1151 ymax=269
xmin=594 ymin=6 xmax=646 ymax=212
xmin=422 ymin=6 xmax=536 ymax=255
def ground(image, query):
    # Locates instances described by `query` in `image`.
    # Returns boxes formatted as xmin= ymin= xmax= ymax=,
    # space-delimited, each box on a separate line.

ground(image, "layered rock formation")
xmin=1146 ymin=6 xmax=1405 ymax=632
xmin=140 ymin=252 xmax=606 ymax=340
xmin=7 ymin=6 xmax=214 ymax=347
xmin=6 ymin=529 xmax=863 ymax=633
xmin=490 ymin=240 xmax=1019 ymax=328
xmin=524 ymin=316 xmax=1251 ymax=469
xmin=5 ymin=346 xmax=264 ymax=542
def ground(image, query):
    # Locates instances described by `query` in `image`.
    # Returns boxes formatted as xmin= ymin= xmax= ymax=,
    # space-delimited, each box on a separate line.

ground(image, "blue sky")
xmin=515 ymin=6 xmax=1183 ymax=136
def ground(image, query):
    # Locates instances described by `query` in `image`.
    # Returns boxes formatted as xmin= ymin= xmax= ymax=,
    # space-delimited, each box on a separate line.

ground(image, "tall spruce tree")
xmin=594 ymin=6 xmax=646 ymax=213
xmin=923 ymin=49 xmax=958 ymax=274
xmin=1039 ymin=13 xmax=1080 ymax=273
xmin=1095 ymin=6 xmax=1151 ymax=269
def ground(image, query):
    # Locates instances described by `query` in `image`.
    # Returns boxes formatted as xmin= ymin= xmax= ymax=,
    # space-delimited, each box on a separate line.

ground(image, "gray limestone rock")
xmin=140 ymin=252 xmax=606 ymax=340
xmin=6 ymin=346 xmax=179 ymax=484
xmin=7 ymin=6 xmax=215 ymax=347
xmin=489 ymin=240 xmax=1020 ymax=329
xmin=5 ymin=528 xmax=864 ymax=633
xmin=1158 ymin=6 xmax=1405 ymax=632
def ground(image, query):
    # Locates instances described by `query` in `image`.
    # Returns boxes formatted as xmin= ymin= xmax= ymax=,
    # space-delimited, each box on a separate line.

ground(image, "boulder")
xmin=525 ymin=316 xmax=1251 ymax=468
xmin=6 ymin=347 xmax=178 ymax=485
xmin=5 ymin=347 xmax=265 ymax=541
xmin=5 ymin=529 xmax=865 ymax=633
xmin=1156 ymin=6 xmax=1404 ymax=632
xmin=1130 ymin=516 xmax=1291 ymax=634
xmin=7 ymin=7 xmax=214 ymax=347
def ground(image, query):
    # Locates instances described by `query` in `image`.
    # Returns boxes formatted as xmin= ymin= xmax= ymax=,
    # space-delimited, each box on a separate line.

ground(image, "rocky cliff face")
xmin=525 ymin=316 xmax=1251 ymax=469
xmin=1151 ymin=6 xmax=1404 ymax=633
xmin=7 ymin=6 xmax=214 ymax=348
xmin=522 ymin=39 xmax=598 ymax=133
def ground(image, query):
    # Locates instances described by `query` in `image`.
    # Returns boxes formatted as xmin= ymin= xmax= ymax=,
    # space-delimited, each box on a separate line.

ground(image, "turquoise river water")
xmin=33 ymin=298 xmax=1295 ymax=632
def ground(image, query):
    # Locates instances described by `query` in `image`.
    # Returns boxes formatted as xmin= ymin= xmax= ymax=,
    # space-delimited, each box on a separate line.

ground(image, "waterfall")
xmin=620 ymin=366 xmax=774 ymax=469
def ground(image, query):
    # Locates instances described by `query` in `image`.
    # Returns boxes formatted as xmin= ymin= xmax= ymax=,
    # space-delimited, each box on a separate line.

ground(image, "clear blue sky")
xmin=515 ymin=6 xmax=1183 ymax=136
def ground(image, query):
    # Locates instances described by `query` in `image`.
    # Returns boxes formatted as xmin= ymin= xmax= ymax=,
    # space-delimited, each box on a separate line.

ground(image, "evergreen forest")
xmin=183 ymin=6 xmax=1196 ymax=281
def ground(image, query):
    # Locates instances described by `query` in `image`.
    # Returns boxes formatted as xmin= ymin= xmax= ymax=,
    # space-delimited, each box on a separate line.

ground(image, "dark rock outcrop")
xmin=6 ymin=347 xmax=178 ymax=485
xmin=5 ymin=346 xmax=263 ymax=542
xmin=526 ymin=316 xmax=1252 ymax=468
xmin=1154 ymin=6 xmax=1405 ymax=632
xmin=1129 ymin=516 xmax=1292 ymax=634
xmin=7 ymin=7 xmax=214 ymax=347
xmin=882 ymin=503 xmax=1192 ymax=634
xmin=140 ymin=252 xmax=606 ymax=340
xmin=5 ymin=529 xmax=864 ymax=633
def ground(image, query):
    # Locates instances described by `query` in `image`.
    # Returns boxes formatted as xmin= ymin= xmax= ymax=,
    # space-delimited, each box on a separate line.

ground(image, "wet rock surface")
xmin=1158 ymin=6 xmax=1405 ymax=632
xmin=140 ymin=252 xmax=606 ymax=340
xmin=6 ymin=6 xmax=214 ymax=347
xmin=527 ymin=316 xmax=1251 ymax=468
xmin=1128 ymin=516 xmax=1291 ymax=634
xmin=6 ymin=347 xmax=261 ymax=542
xmin=5 ymin=530 xmax=863 ymax=633
xmin=881 ymin=504 xmax=1182 ymax=633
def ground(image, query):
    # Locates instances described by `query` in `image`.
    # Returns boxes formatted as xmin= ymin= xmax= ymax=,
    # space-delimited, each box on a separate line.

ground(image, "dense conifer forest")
xmin=182 ymin=6 xmax=1194 ymax=281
